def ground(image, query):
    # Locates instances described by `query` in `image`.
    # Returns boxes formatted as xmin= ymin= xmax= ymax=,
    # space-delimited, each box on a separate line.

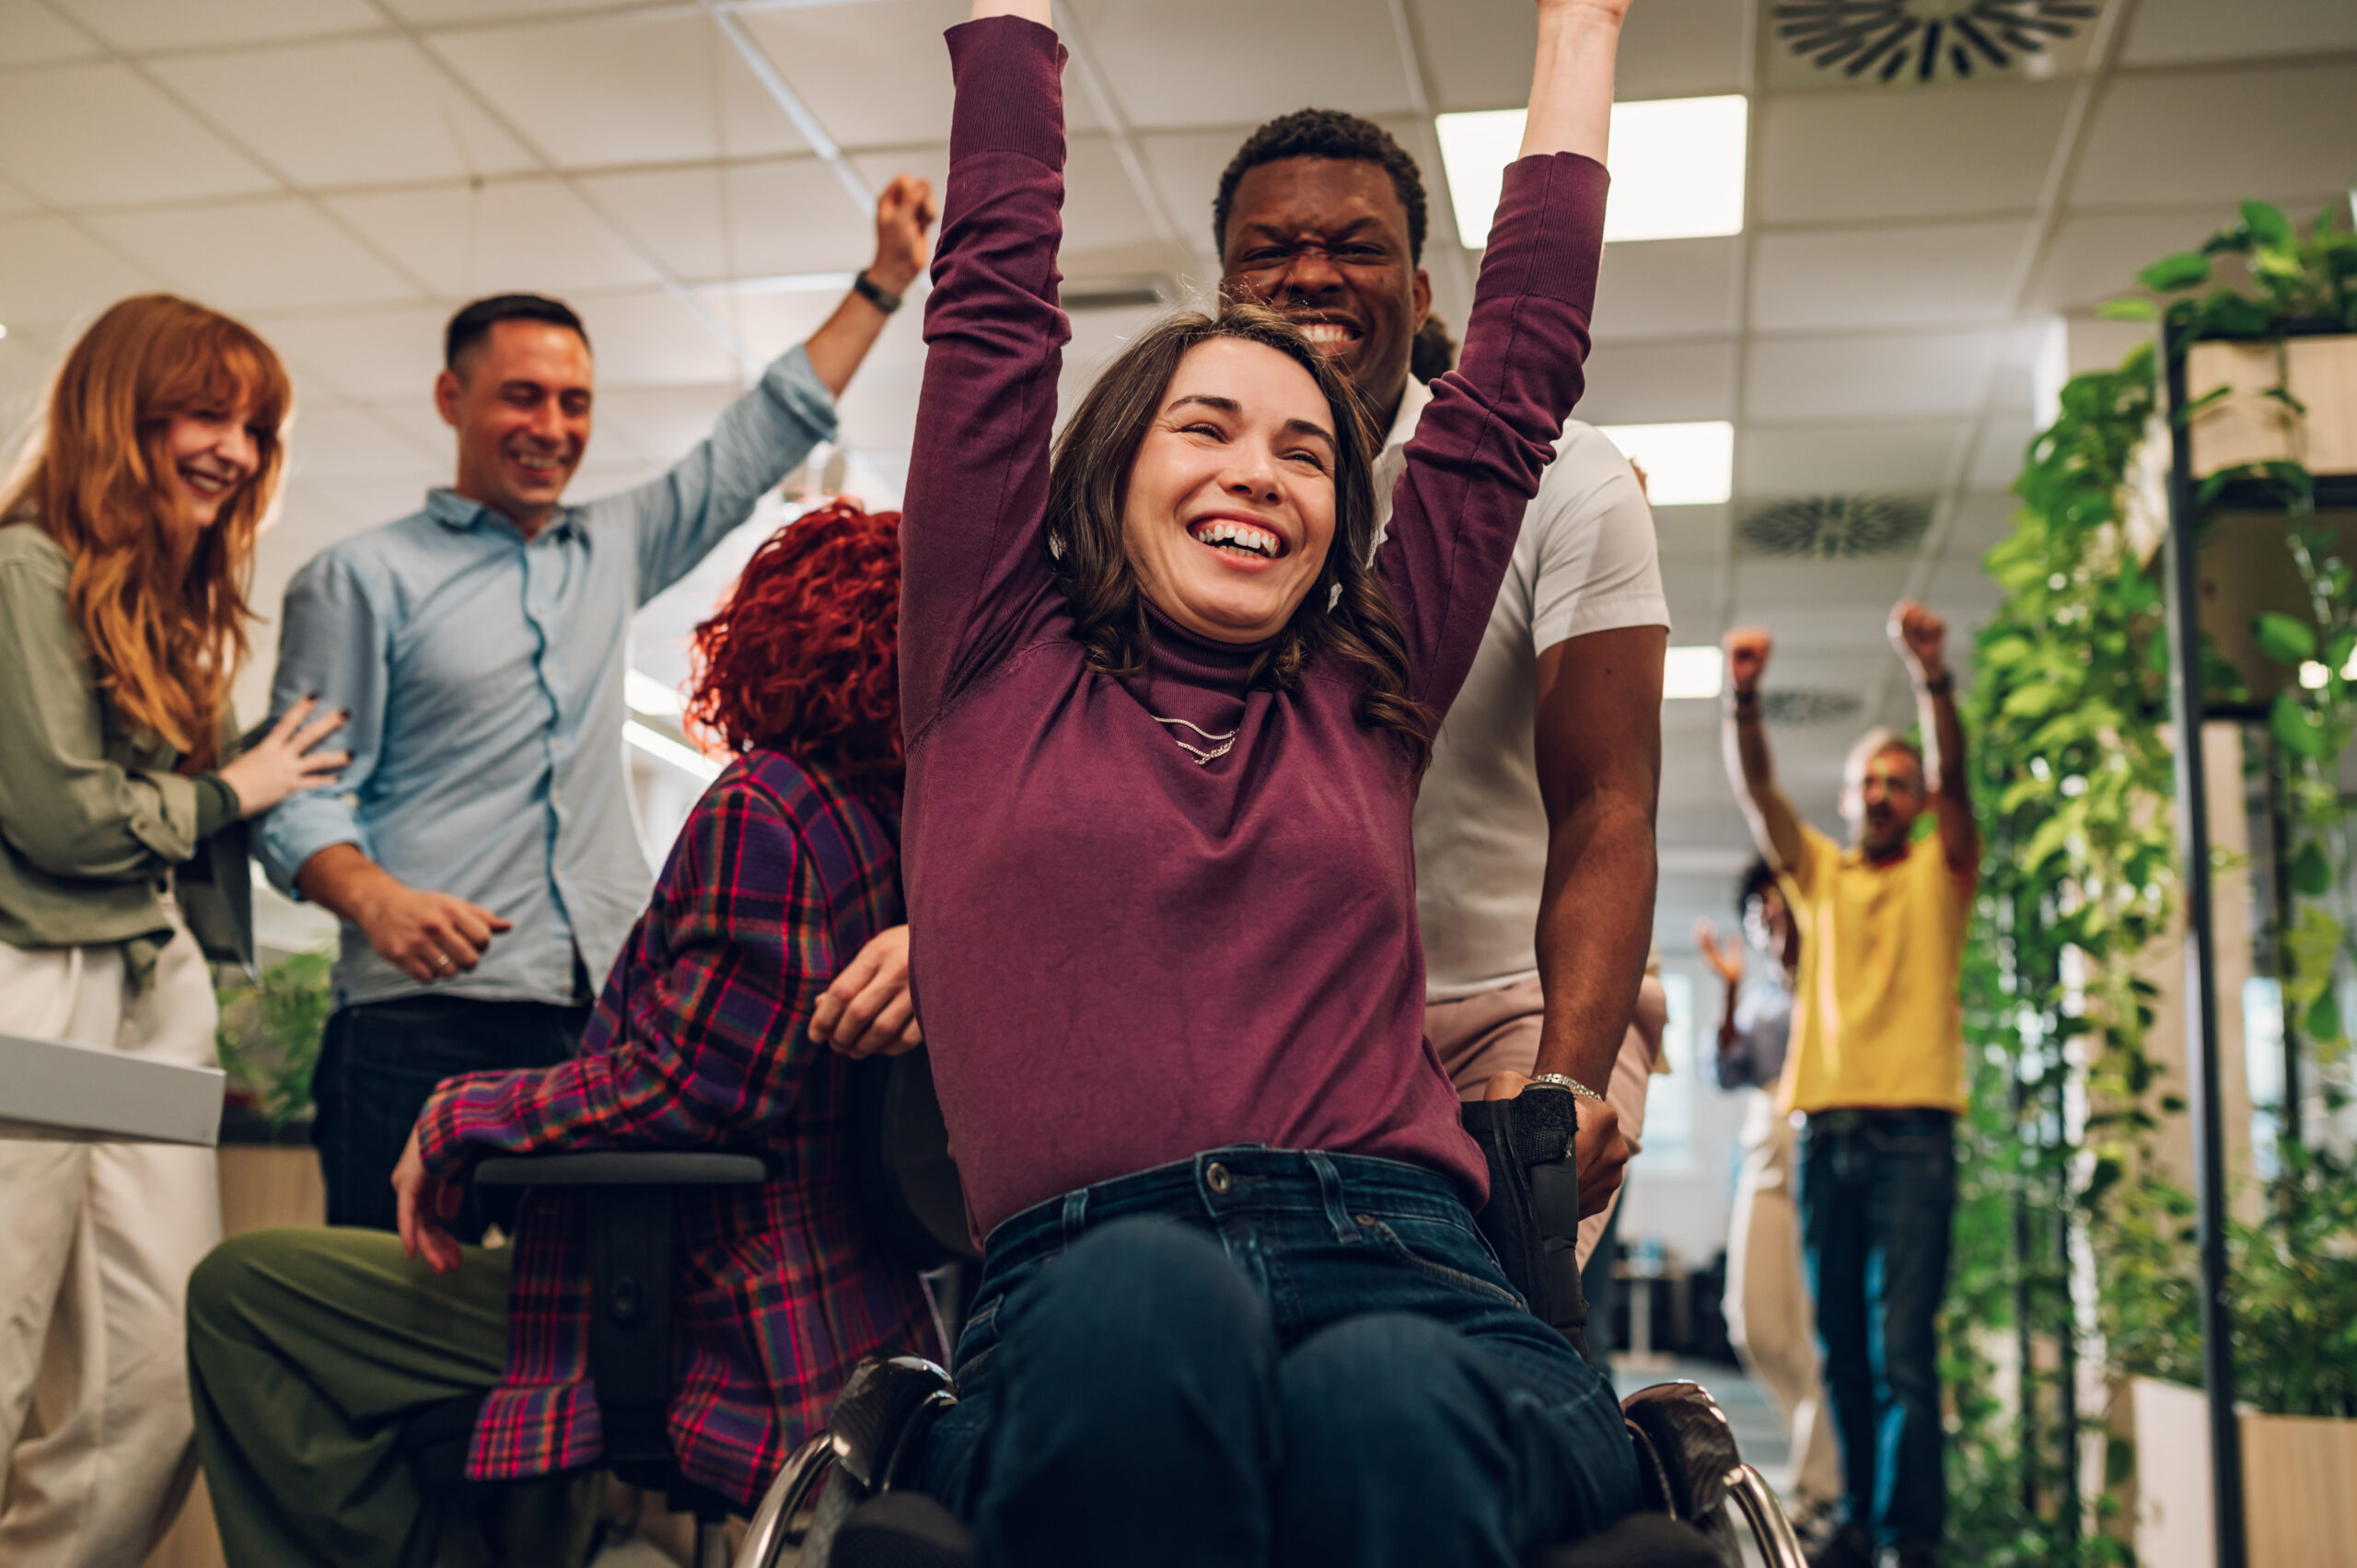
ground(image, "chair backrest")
xmin=848 ymin=1050 xmax=981 ymax=1272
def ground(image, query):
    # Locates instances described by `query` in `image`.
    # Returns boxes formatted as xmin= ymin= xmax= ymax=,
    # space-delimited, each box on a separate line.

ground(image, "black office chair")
xmin=731 ymin=1090 xmax=1810 ymax=1568
xmin=396 ymin=1049 xmax=971 ymax=1568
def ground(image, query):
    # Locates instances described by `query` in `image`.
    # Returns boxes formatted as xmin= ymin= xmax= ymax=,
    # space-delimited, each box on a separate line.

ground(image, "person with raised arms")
xmin=888 ymin=1 xmax=1641 ymax=1562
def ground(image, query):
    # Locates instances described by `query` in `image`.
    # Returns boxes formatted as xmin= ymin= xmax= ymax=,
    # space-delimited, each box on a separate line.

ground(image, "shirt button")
xmin=1204 ymin=1162 xmax=1232 ymax=1196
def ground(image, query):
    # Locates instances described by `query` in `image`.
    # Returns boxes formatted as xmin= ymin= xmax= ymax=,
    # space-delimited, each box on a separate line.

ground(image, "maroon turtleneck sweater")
xmin=901 ymin=16 xmax=1608 ymax=1240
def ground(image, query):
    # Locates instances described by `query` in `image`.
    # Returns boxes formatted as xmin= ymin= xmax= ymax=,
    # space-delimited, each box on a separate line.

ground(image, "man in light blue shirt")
xmin=260 ymin=177 xmax=934 ymax=1234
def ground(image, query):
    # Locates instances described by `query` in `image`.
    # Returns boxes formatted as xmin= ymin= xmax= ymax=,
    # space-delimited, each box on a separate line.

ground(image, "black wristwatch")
xmin=853 ymin=271 xmax=903 ymax=315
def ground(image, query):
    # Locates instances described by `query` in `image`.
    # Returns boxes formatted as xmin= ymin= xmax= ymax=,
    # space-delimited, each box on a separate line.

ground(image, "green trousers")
xmin=187 ymin=1228 xmax=598 ymax=1568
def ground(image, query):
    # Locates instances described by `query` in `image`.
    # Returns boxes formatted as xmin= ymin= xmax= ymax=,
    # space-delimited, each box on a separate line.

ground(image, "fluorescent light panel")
xmin=625 ymin=720 xmax=721 ymax=782
xmin=1596 ymin=421 xmax=1733 ymax=506
xmin=625 ymin=668 xmax=685 ymax=717
xmin=1663 ymin=645 xmax=1724 ymax=701
xmin=1437 ymin=95 xmax=1747 ymax=249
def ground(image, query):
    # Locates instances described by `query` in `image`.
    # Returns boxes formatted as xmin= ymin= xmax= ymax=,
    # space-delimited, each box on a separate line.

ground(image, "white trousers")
xmin=0 ymin=903 xmax=222 ymax=1568
xmin=1723 ymin=1093 xmax=1840 ymax=1509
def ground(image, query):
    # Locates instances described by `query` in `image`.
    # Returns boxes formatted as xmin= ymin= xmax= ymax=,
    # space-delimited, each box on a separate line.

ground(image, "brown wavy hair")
xmin=5 ymin=296 xmax=291 ymax=769
xmin=687 ymin=500 xmax=905 ymax=814
xmin=1046 ymin=301 xmax=1431 ymax=771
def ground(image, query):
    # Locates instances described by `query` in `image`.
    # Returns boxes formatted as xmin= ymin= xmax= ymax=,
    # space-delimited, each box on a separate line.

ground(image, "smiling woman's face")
xmin=1121 ymin=336 xmax=1339 ymax=645
xmin=157 ymin=396 xmax=266 ymax=530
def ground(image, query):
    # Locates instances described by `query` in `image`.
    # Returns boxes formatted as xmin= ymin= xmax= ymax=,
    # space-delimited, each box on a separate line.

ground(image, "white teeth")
xmin=1299 ymin=322 xmax=1352 ymax=344
xmin=1192 ymin=519 xmax=1279 ymax=558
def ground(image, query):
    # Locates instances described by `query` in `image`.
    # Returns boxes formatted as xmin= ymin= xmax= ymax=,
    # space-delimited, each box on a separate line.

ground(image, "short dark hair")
xmin=1736 ymin=855 xmax=1778 ymax=913
xmin=1213 ymin=109 xmax=1429 ymax=264
xmin=444 ymin=294 xmax=589 ymax=374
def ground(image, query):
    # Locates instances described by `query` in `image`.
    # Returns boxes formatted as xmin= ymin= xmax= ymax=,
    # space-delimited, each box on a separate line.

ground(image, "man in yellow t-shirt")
xmin=1719 ymin=602 xmax=1976 ymax=1568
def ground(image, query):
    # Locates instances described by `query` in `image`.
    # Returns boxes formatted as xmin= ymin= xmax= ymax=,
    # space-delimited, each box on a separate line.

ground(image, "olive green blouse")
xmin=0 ymin=521 xmax=240 ymax=968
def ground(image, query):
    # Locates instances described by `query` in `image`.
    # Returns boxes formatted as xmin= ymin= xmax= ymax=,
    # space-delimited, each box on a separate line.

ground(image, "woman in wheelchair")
xmin=889 ymin=2 xmax=1641 ymax=1564
xmin=185 ymin=501 xmax=940 ymax=1567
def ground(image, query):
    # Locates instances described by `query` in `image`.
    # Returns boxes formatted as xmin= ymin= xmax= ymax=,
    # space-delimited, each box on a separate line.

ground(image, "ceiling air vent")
xmin=1738 ymin=494 xmax=1933 ymax=559
xmin=1763 ymin=689 xmax=1864 ymax=727
xmin=1773 ymin=0 xmax=2098 ymax=85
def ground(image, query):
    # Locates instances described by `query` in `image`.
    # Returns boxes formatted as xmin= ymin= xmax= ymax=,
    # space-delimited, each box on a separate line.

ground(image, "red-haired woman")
xmin=186 ymin=500 xmax=939 ymax=1568
xmin=0 ymin=295 xmax=345 ymax=1567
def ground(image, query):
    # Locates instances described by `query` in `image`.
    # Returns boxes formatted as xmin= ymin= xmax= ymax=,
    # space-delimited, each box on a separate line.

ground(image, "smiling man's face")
xmin=435 ymin=319 xmax=593 ymax=538
xmin=1219 ymin=156 xmax=1430 ymax=427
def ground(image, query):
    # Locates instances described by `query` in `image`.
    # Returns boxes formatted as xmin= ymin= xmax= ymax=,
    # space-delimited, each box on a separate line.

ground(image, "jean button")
xmin=1204 ymin=1162 xmax=1232 ymax=1195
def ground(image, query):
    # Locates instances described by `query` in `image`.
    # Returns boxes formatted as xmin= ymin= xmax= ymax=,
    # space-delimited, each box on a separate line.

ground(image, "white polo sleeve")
xmin=1527 ymin=422 xmax=1671 ymax=656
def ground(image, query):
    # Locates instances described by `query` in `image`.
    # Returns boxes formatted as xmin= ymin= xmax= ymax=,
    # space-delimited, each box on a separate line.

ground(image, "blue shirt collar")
xmin=425 ymin=487 xmax=583 ymax=543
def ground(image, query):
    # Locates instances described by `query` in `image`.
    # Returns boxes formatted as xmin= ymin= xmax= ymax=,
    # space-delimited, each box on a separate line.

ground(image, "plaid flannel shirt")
xmin=414 ymin=749 xmax=938 ymax=1506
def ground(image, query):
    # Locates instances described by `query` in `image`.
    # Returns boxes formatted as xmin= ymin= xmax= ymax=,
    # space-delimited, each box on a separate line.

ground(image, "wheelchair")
xmin=723 ymin=1064 xmax=1809 ymax=1568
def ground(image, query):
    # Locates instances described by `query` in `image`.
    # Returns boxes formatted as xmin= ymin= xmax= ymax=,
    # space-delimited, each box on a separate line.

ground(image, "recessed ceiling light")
xmin=0 ymin=323 xmax=9 ymax=341
xmin=1663 ymin=645 xmax=1724 ymax=700
xmin=1597 ymin=421 xmax=1734 ymax=506
xmin=1436 ymin=95 xmax=1748 ymax=250
xmin=726 ymin=272 xmax=858 ymax=296
xmin=625 ymin=668 xmax=685 ymax=716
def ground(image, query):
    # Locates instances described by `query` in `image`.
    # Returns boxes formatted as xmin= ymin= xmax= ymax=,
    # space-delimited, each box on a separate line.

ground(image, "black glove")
xmin=1460 ymin=1089 xmax=1590 ymax=1359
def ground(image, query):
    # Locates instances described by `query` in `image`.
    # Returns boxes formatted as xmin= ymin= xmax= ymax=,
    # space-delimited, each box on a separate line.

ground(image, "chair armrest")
xmin=472 ymin=1151 xmax=774 ymax=1188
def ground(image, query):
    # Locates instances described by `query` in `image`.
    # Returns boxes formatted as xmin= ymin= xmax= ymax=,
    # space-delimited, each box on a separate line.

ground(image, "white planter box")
xmin=2126 ymin=1375 xmax=2357 ymax=1568
xmin=2186 ymin=331 xmax=2357 ymax=480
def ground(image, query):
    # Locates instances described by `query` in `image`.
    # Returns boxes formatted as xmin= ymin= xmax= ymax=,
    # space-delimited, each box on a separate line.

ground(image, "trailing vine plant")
xmin=1946 ymin=200 xmax=2357 ymax=1562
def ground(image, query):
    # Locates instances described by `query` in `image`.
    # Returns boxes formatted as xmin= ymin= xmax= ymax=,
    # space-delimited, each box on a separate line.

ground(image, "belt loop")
xmin=1308 ymin=1151 xmax=1357 ymax=1244
xmin=1060 ymin=1188 xmax=1088 ymax=1248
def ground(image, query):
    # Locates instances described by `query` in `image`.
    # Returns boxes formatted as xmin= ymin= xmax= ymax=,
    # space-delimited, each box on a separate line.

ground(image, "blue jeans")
xmin=312 ymin=994 xmax=586 ymax=1237
xmin=923 ymin=1146 xmax=1640 ymax=1568
xmin=1797 ymin=1109 xmax=1956 ymax=1548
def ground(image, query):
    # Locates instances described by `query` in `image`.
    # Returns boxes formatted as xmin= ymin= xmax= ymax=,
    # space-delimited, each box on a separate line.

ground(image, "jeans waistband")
xmin=1804 ymin=1108 xmax=1956 ymax=1136
xmin=981 ymin=1145 xmax=1475 ymax=1263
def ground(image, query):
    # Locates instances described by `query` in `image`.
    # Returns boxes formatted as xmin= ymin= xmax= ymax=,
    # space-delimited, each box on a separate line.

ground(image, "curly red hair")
xmin=688 ymin=500 xmax=903 ymax=807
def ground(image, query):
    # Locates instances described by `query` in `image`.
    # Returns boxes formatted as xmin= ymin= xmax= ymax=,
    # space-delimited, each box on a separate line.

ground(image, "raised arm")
xmin=898 ymin=6 xmax=1072 ymax=739
xmin=1721 ymin=627 xmax=1806 ymax=872
xmin=1376 ymin=1 xmax=1626 ymax=713
xmin=1890 ymin=599 xmax=1978 ymax=877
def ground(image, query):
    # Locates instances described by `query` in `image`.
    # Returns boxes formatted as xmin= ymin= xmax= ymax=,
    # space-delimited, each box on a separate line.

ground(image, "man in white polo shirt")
xmin=1216 ymin=110 xmax=1670 ymax=1253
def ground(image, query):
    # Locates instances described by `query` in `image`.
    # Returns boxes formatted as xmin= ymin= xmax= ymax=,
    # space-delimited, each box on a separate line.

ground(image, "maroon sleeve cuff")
xmin=945 ymin=16 xmax=1067 ymax=172
xmin=1483 ymin=153 xmax=1609 ymax=318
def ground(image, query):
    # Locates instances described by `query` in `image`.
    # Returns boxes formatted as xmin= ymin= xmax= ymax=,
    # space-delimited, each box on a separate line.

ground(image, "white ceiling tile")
xmin=833 ymin=364 xmax=924 ymax=459
xmin=1073 ymin=0 xmax=1412 ymax=132
xmin=380 ymin=0 xmax=593 ymax=19
xmin=88 ymin=200 xmax=419 ymax=312
xmin=1968 ymin=419 xmax=2037 ymax=491
xmin=588 ymin=384 xmax=743 ymax=469
xmin=151 ymin=38 xmax=536 ymax=187
xmin=2069 ymin=63 xmax=2357 ymax=209
xmin=246 ymin=303 xmax=450 ymax=401
xmin=354 ymin=395 xmax=455 ymax=468
xmin=1944 ymin=489 xmax=2022 ymax=552
xmin=2121 ymin=0 xmax=2357 ymax=66
xmin=1143 ymin=115 xmax=1444 ymax=265
xmin=743 ymin=0 xmax=1030 ymax=151
xmin=283 ymin=402 xmax=441 ymax=481
xmin=1654 ymin=499 xmax=1730 ymax=558
xmin=1751 ymin=219 xmax=2032 ymax=331
xmin=0 ymin=62 xmax=273 ymax=206
xmin=1747 ymin=329 xmax=2008 ymax=421
xmin=727 ymin=158 xmax=880 ymax=277
xmin=328 ymin=179 xmax=662 ymax=297
xmin=0 ymin=0 xmax=99 ymax=65
xmin=2028 ymin=207 xmax=2222 ymax=312
xmin=69 ymin=0 xmax=379 ymax=52
xmin=1737 ymin=420 xmax=1968 ymax=494
xmin=1063 ymin=134 xmax=1162 ymax=257
xmin=1927 ymin=551 xmax=2007 ymax=626
xmin=1578 ymin=339 xmax=1737 ymax=424
xmin=0 ymin=214 xmax=162 ymax=331
xmin=1734 ymin=558 xmax=1915 ymax=610
xmin=578 ymin=165 xmax=729 ymax=282
xmin=1591 ymin=235 xmax=1740 ymax=342
xmin=1758 ymin=81 xmax=2072 ymax=225
xmin=0 ymin=177 xmax=33 ymax=215
xmin=1411 ymin=0 xmax=1747 ymax=111
xmin=702 ymin=287 xmax=844 ymax=368
xmin=426 ymin=11 xmax=805 ymax=169
xmin=573 ymin=289 xmax=739 ymax=389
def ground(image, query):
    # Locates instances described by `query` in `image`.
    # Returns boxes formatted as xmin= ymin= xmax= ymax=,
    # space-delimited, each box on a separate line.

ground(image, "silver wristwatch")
xmin=1529 ymin=1073 xmax=1604 ymax=1102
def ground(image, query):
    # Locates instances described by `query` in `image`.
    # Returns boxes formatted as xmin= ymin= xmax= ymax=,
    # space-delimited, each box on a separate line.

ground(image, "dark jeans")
xmin=1797 ymin=1108 xmax=1956 ymax=1549
xmin=312 ymin=993 xmax=588 ymax=1237
xmin=923 ymin=1146 xmax=1640 ymax=1568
